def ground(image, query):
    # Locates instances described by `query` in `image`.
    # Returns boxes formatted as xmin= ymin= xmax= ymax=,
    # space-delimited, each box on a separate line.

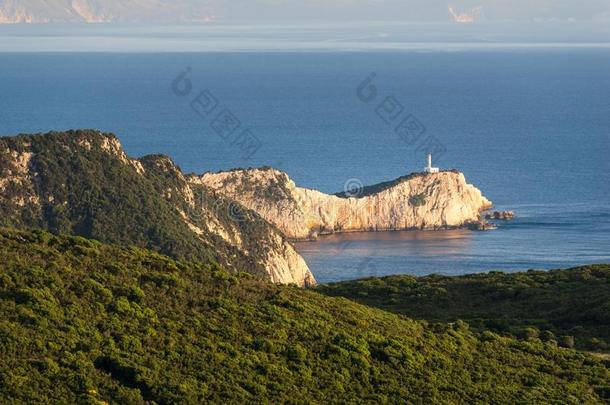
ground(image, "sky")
xmin=2 ymin=0 xmax=610 ymax=24
xmin=1 ymin=1 xmax=610 ymax=51
xmin=207 ymin=0 xmax=610 ymax=22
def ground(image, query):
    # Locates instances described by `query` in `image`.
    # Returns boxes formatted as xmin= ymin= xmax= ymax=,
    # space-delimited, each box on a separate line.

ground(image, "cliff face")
xmin=0 ymin=130 xmax=315 ymax=287
xmin=138 ymin=154 xmax=314 ymax=287
xmin=0 ymin=130 xmax=493 ymax=286
xmin=194 ymin=168 xmax=493 ymax=240
xmin=0 ymin=0 xmax=214 ymax=23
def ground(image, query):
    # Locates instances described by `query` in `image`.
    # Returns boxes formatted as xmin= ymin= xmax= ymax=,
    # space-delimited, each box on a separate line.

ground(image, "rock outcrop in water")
xmin=192 ymin=168 xmax=493 ymax=240
xmin=485 ymin=211 xmax=515 ymax=221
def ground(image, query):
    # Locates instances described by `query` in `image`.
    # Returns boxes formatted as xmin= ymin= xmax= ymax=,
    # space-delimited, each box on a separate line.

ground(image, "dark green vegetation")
xmin=319 ymin=265 xmax=610 ymax=352
xmin=409 ymin=193 xmax=427 ymax=207
xmin=1 ymin=228 xmax=609 ymax=403
xmin=334 ymin=170 xmax=459 ymax=198
xmin=195 ymin=166 xmax=298 ymax=212
xmin=0 ymin=130 xmax=289 ymax=280
xmin=2 ymin=130 xmax=610 ymax=402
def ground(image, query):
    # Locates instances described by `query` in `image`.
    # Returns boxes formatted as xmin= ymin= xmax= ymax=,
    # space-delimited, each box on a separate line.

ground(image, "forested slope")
xmin=319 ymin=265 xmax=610 ymax=351
xmin=1 ymin=228 xmax=609 ymax=403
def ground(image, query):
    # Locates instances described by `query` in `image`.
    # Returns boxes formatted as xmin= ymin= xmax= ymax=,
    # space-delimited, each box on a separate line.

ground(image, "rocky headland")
xmin=0 ymin=130 xmax=315 ymax=287
xmin=1 ymin=130 xmax=496 ymax=287
xmin=192 ymin=167 xmax=493 ymax=240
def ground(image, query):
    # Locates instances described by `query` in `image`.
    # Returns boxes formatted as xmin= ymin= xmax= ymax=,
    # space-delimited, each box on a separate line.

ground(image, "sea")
xmin=1 ymin=23 xmax=609 ymax=283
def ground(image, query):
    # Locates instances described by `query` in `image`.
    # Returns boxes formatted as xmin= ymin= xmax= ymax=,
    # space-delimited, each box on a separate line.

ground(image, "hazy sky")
xmin=3 ymin=0 xmax=610 ymax=23
xmin=204 ymin=0 xmax=610 ymax=22
xmin=2 ymin=0 xmax=610 ymax=51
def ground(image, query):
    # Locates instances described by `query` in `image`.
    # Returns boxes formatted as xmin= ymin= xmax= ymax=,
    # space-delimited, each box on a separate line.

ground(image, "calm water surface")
xmin=295 ymin=203 xmax=610 ymax=283
xmin=0 ymin=50 xmax=608 ymax=282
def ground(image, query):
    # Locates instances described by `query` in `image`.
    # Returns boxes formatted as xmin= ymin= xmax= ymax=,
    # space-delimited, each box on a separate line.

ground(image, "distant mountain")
xmin=0 ymin=0 xmax=215 ymax=23
xmin=2 ymin=1 xmax=609 ymax=24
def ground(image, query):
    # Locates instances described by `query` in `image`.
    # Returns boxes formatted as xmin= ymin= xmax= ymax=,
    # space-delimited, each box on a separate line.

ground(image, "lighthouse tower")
xmin=424 ymin=154 xmax=439 ymax=174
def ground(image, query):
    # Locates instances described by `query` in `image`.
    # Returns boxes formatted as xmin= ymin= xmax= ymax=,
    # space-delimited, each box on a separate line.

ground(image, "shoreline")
xmin=287 ymin=220 xmax=495 ymax=243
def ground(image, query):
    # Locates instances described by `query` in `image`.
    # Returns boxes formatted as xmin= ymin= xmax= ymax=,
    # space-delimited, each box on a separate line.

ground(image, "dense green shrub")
xmin=0 ymin=130 xmax=278 ymax=280
xmin=319 ymin=264 xmax=610 ymax=351
xmin=1 ymin=228 xmax=608 ymax=403
xmin=560 ymin=336 xmax=577 ymax=349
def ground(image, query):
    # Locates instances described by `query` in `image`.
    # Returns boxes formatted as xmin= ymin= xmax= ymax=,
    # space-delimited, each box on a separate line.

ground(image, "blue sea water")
xmin=0 ymin=50 xmax=608 ymax=283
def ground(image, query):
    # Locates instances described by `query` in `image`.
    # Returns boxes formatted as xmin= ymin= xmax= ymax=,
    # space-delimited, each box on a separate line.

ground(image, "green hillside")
xmin=0 ymin=130 xmax=289 ymax=281
xmin=319 ymin=266 xmax=610 ymax=352
xmin=0 ymin=228 xmax=609 ymax=403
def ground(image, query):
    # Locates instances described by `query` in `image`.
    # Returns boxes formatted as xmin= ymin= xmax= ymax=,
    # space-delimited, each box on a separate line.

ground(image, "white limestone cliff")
xmin=193 ymin=168 xmax=493 ymax=240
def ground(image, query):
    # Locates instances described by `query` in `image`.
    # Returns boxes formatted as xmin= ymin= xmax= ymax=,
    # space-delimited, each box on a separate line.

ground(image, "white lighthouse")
xmin=424 ymin=154 xmax=439 ymax=174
